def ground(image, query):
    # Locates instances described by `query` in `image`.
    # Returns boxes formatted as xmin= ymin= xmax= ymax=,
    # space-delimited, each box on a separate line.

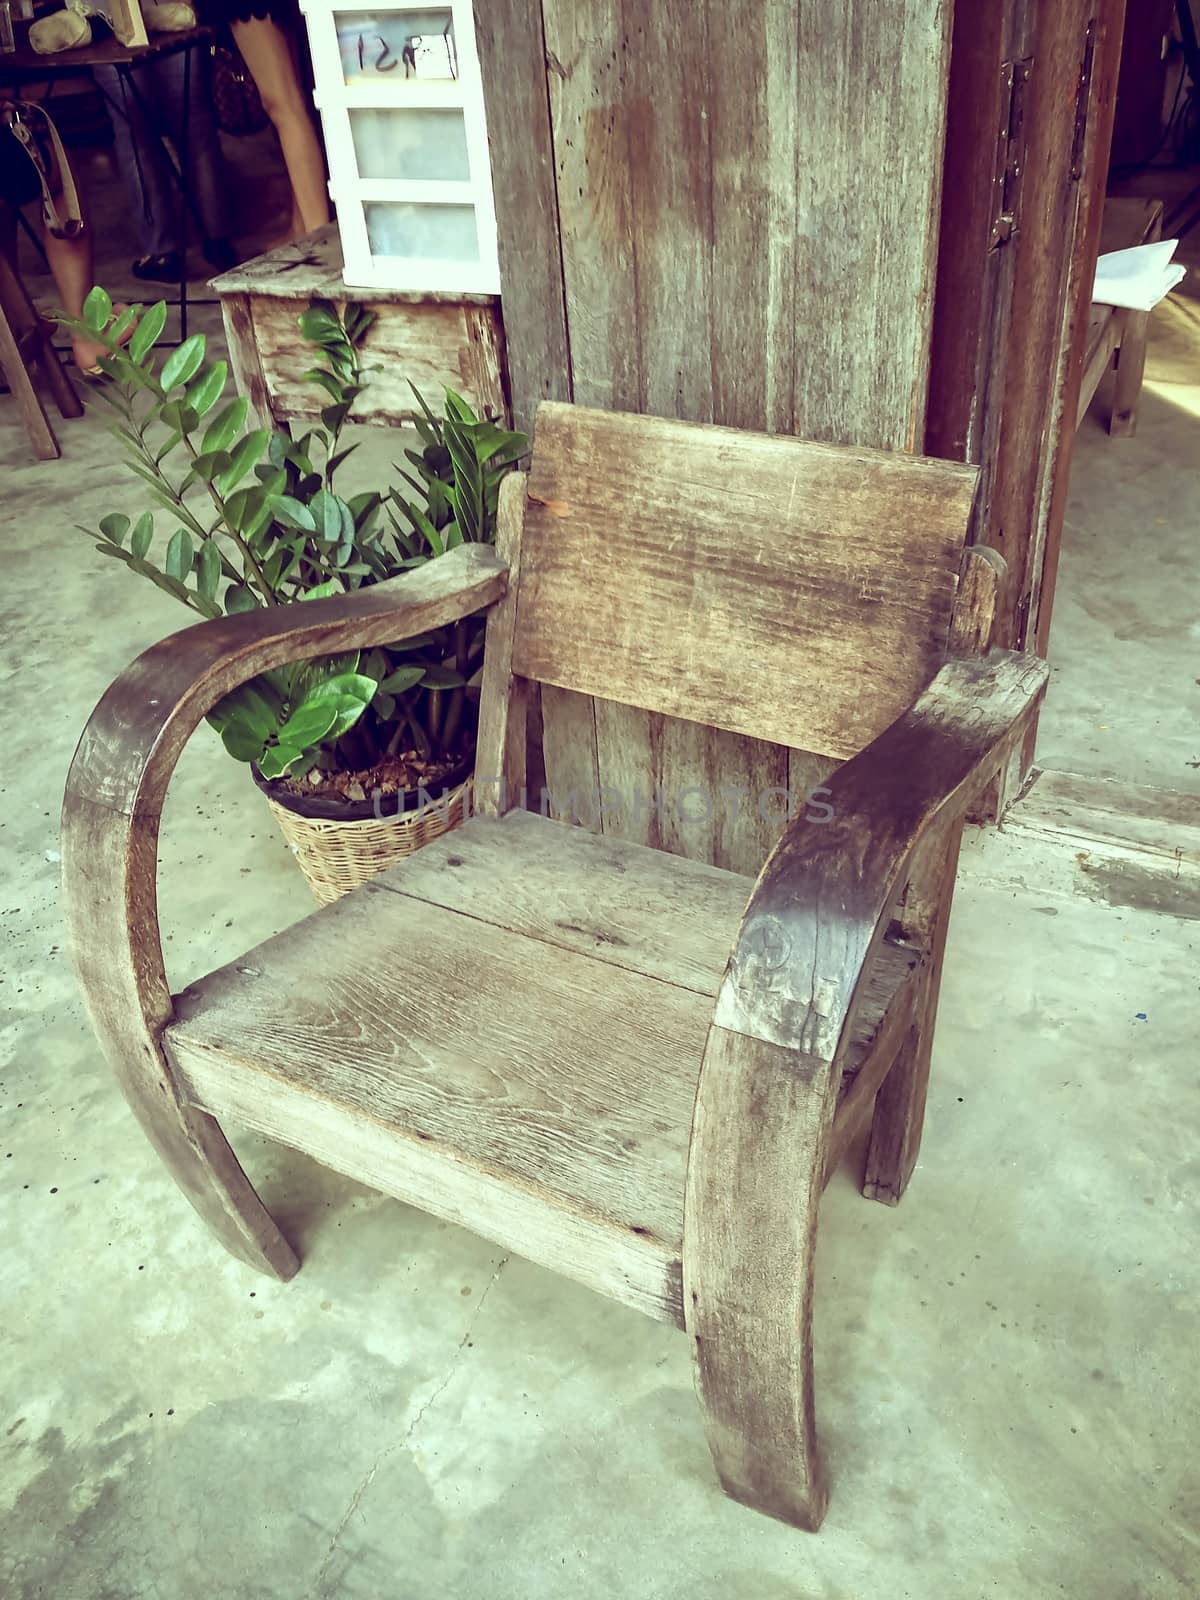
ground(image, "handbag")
xmin=210 ymin=42 xmax=270 ymax=138
xmin=0 ymin=100 xmax=84 ymax=238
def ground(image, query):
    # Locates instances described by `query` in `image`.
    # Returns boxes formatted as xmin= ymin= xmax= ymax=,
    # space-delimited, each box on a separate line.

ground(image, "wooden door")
xmin=926 ymin=0 xmax=1127 ymax=658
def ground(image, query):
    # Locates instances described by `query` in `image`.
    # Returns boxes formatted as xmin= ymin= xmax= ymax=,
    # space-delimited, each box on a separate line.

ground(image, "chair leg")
xmin=137 ymin=1091 xmax=301 ymax=1281
xmin=1109 ymin=308 xmax=1148 ymax=437
xmin=863 ymin=815 xmax=964 ymax=1204
xmin=684 ymin=1025 xmax=838 ymax=1530
xmin=0 ymin=301 xmax=60 ymax=460
xmin=35 ymin=334 xmax=84 ymax=421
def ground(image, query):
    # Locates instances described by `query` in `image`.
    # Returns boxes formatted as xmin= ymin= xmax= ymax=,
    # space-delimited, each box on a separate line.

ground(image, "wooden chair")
xmin=63 ymin=404 xmax=1048 ymax=1530
xmin=0 ymin=244 xmax=82 ymax=460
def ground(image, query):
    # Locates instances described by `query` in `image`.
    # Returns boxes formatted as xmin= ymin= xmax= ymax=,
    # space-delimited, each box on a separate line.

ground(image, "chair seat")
xmin=166 ymin=810 xmax=915 ymax=1324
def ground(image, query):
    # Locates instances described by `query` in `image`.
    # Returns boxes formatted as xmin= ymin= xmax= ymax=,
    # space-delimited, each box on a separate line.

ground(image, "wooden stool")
xmin=0 ymin=246 xmax=83 ymax=460
xmin=1077 ymin=196 xmax=1164 ymax=438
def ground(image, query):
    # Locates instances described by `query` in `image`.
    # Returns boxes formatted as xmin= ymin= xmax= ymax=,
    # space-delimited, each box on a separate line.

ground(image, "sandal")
xmin=131 ymin=252 xmax=183 ymax=283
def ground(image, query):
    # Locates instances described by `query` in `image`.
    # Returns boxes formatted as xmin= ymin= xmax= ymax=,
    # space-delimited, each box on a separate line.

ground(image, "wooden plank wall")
xmin=477 ymin=0 xmax=954 ymax=873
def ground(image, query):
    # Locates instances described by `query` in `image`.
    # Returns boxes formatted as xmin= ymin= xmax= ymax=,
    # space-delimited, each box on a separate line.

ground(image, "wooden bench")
xmin=63 ymin=403 xmax=1048 ymax=1530
xmin=1077 ymin=196 xmax=1163 ymax=436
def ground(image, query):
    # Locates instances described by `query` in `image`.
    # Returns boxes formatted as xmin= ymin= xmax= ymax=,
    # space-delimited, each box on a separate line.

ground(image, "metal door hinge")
xmin=990 ymin=56 xmax=1032 ymax=249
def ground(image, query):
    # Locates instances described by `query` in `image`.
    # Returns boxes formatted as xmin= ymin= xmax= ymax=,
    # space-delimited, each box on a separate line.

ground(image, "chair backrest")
xmin=511 ymin=404 xmax=980 ymax=762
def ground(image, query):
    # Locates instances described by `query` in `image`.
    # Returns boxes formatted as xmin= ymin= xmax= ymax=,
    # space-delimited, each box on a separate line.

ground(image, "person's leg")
xmin=38 ymin=226 xmax=106 ymax=370
xmin=149 ymin=51 xmax=234 ymax=262
xmin=231 ymin=16 xmax=330 ymax=238
xmin=94 ymin=62 xmax=178 ymax=261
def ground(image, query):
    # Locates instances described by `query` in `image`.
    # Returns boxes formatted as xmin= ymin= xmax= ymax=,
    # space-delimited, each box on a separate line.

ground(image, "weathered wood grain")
xmin=684 ymin=1029 xmax=838 ymax=1530
xmin=62 ymin=794 xmax=299 ymax=1279
xmin=61 ymin=546 xmax=506 ymax=1274
xmin=590 ymin=699 xmax=790 ymax=874
xmin=863 ymin=814 xmax=965 ymax=1203
xmin=949 ymin=545 xmax=1005 ymax=657
xmin=515 ymin=405 xmax=978 ymax=761
xmin=539 ymin=683 xmax=601 ymax=830
xmin=713 ymin=652 xmax=1048 ymax=1054
xmin=538 ymin=0 xmax=950 ymax=448
xmin=167 ymin=887 xmax=711 ymax=1323
xmin=374 ymin=807 xmax=754 ymax=996
xmin=473 ymin=0 xmax=573 ymax=436
xmin=824 ymin=942 xmax=921 ymax=1182
xmin=212 ymin=226 xmax=508 ymax=428
xmin=219 ymin=290 xmax=274 ymax=430
xmin=510 ymin=2 xmax=954 ymax=869
xmin=473 ymin=474 xmax=528 ymax=817
xmin=211 ymin=225 xmax=499 ymax=305
xmin=376 ymin=806 xmax=922 ymax=1089
xmin=924 ymin=0 xmax=1029 ymax=548
xmin=252 ymin=296 xmax=507 ymax=428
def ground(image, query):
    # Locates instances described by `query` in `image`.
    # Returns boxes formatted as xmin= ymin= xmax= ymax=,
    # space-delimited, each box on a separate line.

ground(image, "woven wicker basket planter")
xmin=256 ymin=771 xmax=471 ymax=907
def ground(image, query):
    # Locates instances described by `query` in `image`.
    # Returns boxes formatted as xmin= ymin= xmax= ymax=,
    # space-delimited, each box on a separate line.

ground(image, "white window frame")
xmin=300 ymin=0 xmax=501 ymax=294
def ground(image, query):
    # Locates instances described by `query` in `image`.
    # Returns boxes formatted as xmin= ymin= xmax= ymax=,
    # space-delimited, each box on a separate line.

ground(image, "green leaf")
xmin=160 ymin=333 xmax=207 ymax=393
xmin=298 ymin=306 xmax=343 ymax=344
xmin=273 ymin=495 xmax=316 ymax=533
xmin=208 ymin=681 xmax=283 ymax=754
xmin=377 ymin=664 xmax=425 ymax=696
xmin=300 ymin=367 xmax=344 ymax=401
xmin=223 ymin=486 xmax=271 ymax=543
xmin=255 ymin=743 xmax=298 ymax=780
xmin=185 ymin=361 xmax=228 ymax=418
xmin=108 ymin=302 xmax=141 ymax=343
xmin=443 ymin=387 xmax=479 ymax=424
xmin=301 ymin=579 xmax=340 ymax=601
xmin=274 ymin=701 xmax=338 ymax=750
xmin=420 ymin=664 xmax=468 ymax=689
xmin=129 ymin=301 xmax=168 ymax=365
xmin=196 ymin=539 xmax=222 ymax=602
xmin=165 ymin=528 xmax=193 ymax=581
xmin=309 ymin=488 xmax=346 ymax=546
xmin=407 ymin=501 xmax=444 ymax=557
xmin=129 ymin=511 xmax=154 ymax=560
xmin=98 ymin=513 xmax=130 ymax=546
xmin=82 ymin=285 xmax=112 ymax=334
xmin=224 ymin=583 xmax=261 ymax=615
xmin=189 ymin=448 xmax=232 ymax=484
xmin=202 ymin=396 xmax=249 ymax=454
xmin=216 ymin=429 xmax=269 ymax=497
xmin=278 ymin=671 xmax=377 ymax=748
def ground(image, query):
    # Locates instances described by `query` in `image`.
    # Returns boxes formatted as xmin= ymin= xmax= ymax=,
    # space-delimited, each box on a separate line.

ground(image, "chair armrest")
xmin=62 ymin=542 xmax=507 ymax=1038
xmin=714 ymin=650 xmax=1048 ymax=1055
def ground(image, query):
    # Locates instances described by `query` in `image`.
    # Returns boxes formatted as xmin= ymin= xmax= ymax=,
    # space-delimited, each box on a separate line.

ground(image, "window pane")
xmin=334 ymin=10 xmax=458 ymax=84
xmin=350 ymin=108 xmax=470 ymax=181
xmin=364 ymin=202 xmax=480 ymax=265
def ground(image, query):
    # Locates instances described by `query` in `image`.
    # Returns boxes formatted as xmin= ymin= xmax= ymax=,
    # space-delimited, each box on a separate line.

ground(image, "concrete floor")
xmin=1039 ymin=170 xmax=1200 ymax=792
xmin=2 ymin=150 xmax=1199 ymax=1596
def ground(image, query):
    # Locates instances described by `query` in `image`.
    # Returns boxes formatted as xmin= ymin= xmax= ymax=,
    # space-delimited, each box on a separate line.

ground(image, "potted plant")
xmin=66 ymin=289 xmax=526 ymax=903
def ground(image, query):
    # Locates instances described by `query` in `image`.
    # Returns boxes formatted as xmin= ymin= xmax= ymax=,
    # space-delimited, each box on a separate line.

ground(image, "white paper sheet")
xmin=1092 ymin=239 xmax=1187 ymax=313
